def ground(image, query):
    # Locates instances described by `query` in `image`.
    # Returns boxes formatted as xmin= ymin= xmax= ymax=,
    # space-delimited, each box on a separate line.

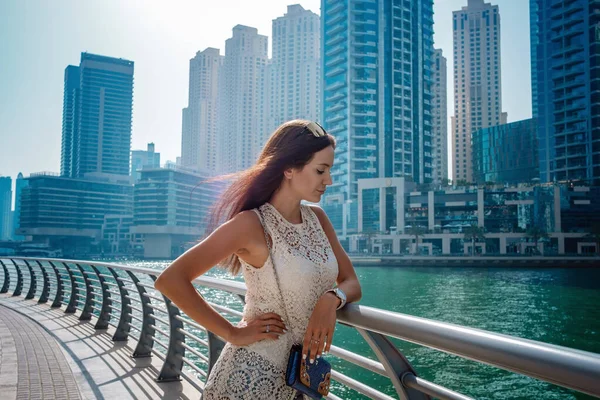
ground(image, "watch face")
xmin=335 ymin=288 xmax=346 ymax=301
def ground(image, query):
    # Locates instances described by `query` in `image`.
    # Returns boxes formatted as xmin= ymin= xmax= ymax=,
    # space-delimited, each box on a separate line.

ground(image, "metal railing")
xmin=1 ymin=257 xmax=599 ymax=399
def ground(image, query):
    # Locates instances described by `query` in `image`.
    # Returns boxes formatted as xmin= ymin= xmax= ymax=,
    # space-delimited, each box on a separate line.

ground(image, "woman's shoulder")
xmin=306 ymin=204 xmax=326 ymax=219
xmin=305 ymin=204 xmax=330 ymax=227
xmin=232 ymin=208 xmax=261 ymax=223
xmin=226 ymin=209 xmax=262 ymax=234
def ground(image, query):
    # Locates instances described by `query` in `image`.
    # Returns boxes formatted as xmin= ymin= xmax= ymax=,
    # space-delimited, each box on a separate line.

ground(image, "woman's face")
xmin=288 ymin=145 xmax=335 ymax=203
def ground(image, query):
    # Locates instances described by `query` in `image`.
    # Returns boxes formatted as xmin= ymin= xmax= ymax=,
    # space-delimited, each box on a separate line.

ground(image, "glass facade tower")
xmin=61 ymin=53 xmax=135 ymax=178
xmin=321 ymin=0 xmax=434 ymax=233
xmin=531 ymin=0 xmax=600 ymax=184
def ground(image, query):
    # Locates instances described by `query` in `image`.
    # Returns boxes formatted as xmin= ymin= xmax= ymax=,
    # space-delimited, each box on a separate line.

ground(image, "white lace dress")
xmin=202 ymin=202 xmax=339 ymax=400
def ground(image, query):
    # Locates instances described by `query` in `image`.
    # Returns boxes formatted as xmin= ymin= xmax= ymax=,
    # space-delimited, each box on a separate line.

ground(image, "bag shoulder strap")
xmin=252 ymin=208 xmax=272 ymax=252
xmin=253 ymin=207 xmax=295 ymax=339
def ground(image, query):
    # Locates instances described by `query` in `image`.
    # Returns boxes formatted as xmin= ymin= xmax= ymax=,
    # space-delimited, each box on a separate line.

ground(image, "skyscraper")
xmin=60 ymin=66 xmax=80 ymax=177
xmin=266 ymin=5 xmax=321 ymax=133
xmin=452 ymin=0 xmax=506 ymax=184
xmin=0 ymin=177 xmax=12 ymax=240
xmin=321 ymin=0 xmax=434 ymax=233
xmin=60 ymin=53 xmax=134 ymax=178
xmin=181 ymin=48 xmax=222 ymax=173
xmin=530 ymin=0 xmax=600 ymax=184
xmin=432 ymin=48 xmax=448 ymax=184
xmin=12 ymin=173 xmax=27 ymax=240
xmin=218 ymin=25 xmax=268 ymax=173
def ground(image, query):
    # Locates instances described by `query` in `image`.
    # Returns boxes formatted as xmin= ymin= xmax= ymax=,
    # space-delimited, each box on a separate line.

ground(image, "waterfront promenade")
xmin=1 ymin=257 xmax=600 ymax=400
xmin=0 ymin=295 xmax=200 ymax=399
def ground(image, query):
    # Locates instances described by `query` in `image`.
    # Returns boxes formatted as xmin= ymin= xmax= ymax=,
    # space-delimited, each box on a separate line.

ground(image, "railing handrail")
xmin=337 ymin=306 xmax=600 ymax=396
xmin=2 ymin=256 xmax=600 ymax=399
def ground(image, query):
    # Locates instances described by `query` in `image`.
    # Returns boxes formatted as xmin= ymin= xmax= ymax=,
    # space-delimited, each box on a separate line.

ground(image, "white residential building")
xmin=266 ymin=4 xmax=321 ymax=134
xmin=181 ymin=48 xmax=222 ymax=174
xmin=452 ymin=0 xmax=506 ymax=183
xmin=218 ymin=25 xmax=268 ymax=173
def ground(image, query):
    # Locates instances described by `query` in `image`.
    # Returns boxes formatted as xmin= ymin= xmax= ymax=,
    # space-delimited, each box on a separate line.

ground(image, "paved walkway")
xmin=0 ymin=304 xmax=82 ymax=400
xmin=0 ymin=295 xmax=201 ymax=400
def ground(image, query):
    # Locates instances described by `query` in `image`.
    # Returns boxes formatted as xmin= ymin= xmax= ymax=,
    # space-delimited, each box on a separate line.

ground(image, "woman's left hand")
xmin=302 ymin=292 xmax=339 ymax=363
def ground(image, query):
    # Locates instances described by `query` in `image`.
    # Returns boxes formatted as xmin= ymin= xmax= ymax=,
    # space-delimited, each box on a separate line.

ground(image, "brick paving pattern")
xmin=0 ymin=304 xmax=82 ymax=400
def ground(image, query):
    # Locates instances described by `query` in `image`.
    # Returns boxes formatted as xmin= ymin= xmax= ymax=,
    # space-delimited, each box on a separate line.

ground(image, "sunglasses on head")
xmin=305 ymin=121 xmax=326 ymax=138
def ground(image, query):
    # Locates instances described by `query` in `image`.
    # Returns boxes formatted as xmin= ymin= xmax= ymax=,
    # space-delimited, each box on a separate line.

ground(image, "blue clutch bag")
xmin=285 ymin=343 xmax=331 ymax=399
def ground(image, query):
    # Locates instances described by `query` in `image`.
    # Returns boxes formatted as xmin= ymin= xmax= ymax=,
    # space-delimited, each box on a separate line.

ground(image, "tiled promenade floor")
xmin=0 ymin=295 xmax=201 ymax=400
xmin=0 ymin=303 xmax=81 ymax=400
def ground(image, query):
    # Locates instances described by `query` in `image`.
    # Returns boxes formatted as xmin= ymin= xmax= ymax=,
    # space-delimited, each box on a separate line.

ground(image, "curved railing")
xmin=1 ymin=257 xmax=599 ymax=399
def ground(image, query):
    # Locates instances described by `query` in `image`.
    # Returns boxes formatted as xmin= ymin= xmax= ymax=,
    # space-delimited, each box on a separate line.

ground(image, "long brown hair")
xmin=206 ymin=119 xmax=336 ymax=274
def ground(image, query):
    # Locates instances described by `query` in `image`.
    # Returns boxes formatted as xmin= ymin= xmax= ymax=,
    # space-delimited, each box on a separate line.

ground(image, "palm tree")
xmin=406 ymin=225 xmax=428 ymax=255
xmin=463 ymin=224 xmax=486 ymax=255
xmin=526 ymin=226 xmax=549 ymax=255
xmin=360 ymin=228 xmax=381 ymax=253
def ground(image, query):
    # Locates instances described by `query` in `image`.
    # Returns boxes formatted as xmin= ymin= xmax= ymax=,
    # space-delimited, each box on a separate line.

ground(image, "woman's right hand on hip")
xmin=228 ymin=313 xmax=287 ymax=346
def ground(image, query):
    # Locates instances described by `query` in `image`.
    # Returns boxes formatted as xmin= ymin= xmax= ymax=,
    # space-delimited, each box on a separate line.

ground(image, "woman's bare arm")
xmin=154 ymin=210 xmax=275 ymax=342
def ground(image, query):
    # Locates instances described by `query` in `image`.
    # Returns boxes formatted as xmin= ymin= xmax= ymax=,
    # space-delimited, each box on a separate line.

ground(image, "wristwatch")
xmin=326 ymin=287 xmax=347 ymax=310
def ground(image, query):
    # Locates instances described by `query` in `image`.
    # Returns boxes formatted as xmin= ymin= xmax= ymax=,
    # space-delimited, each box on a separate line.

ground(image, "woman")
xmin=154 ymin=119 xmax=362 ymax=399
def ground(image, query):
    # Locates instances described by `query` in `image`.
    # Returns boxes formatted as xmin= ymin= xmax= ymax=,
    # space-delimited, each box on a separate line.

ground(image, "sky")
xmin=0 ymin=0 xmax=532 ymax=202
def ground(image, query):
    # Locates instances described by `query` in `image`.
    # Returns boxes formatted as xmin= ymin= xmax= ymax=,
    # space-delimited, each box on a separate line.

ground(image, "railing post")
xmin=36 ymin=260 xmax=50 ymax=304
xmin=76 ymin=264 xmax=94 ymax=321
xmin=128 ymin=271 xmax=155 ymax=358
xmin=11 ymin=259 xmax=23 ymax=297
xmin=64 ymin=263 xmax=78 ymax=313
xmin=156 ymin=279 xmax=185 ymax=382
xmin=110 ymin=268 xmax=132 ymax=342
xmin=91 ymin=265 xmax=111 ymax=330
xmin=357 ymin=328 xmax=430 ymax=400
xmin=48 ymin=261 xmax=63 ymax=308
xmin=0 ymin=259 xmax=10 ymax=293
xmin=24 ymin=260 xmax=37 ymax=300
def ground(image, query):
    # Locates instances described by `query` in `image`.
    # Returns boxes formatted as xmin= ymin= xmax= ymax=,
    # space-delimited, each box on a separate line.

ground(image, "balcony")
xmin=326 ymin=114 xmax=345 ymax=124
xmin=325 ymin=1 xmax=345 ymax=16
xmin=327 ymin=12 xmax=345 ymax=26
xmin=326 ymin=102 xmax=346 ymax=113
xmin=326 ymin=54 xmax=346 ymax=69
xmin=325 ymin=44 xmax=345 ymax=57
xmin=326 ymin=91 xmax=346 ymax=103
xmin=326 ymin=22 xmax=346 ymax=37
xmin=325 ymin=34 xmax=346 ymax=49
xmin=325 ymin=66 xmax=347 ymax=78
xmin=324 ymin=80 xmax=345 ymax=92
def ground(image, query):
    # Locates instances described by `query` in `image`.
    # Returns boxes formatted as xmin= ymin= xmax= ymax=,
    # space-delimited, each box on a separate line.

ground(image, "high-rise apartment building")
xmin=266 ymin=5 xmax=321 ymax=133
xmin=452 ymin=0 xmax=506 ymax=183
xmin=181 ymin=48 xmax=222 ymax=173
xmin=530 ymin=0 xmax=600 ymax=184
xmin=218 ymin=26 xmax=268 ymax=173
xmin=321 ymin=0 xmax=434 ymax=234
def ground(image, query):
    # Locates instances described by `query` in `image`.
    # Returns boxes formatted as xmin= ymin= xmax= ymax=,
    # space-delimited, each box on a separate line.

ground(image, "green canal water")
xmin=127 ymin=261 xmax=600 ymax=399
